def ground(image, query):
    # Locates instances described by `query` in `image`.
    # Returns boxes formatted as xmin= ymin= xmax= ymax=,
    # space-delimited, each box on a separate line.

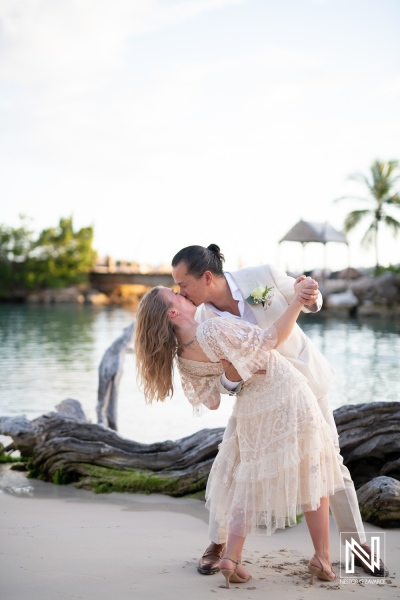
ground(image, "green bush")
xmin=0 ymin=216 xmax=97 ymax=291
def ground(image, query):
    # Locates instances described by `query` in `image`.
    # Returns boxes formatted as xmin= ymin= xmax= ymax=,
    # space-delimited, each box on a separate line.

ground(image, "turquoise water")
xmin=0 ymin=304 xmax=399 ymax=443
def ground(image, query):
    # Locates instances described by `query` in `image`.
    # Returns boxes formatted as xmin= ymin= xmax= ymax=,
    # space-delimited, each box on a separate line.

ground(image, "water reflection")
xmin=1 ymin=305 xmax=399 ymax=443
xmin=0 ymin=304 xmax=135 ymax=420
xmin=299 ymin=315 xmax=400 ymax=407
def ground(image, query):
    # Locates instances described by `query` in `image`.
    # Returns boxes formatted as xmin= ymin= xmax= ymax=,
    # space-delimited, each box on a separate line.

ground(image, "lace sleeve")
xmin=176 ymin=359 xmax=222 ymax=417
xmin=197 ymin=319 xmax=278 ymax=382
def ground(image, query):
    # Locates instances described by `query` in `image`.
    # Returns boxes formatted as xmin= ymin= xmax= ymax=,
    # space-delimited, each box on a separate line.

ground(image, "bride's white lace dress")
xmin=177 ymin=318 xmax=345 ymax=537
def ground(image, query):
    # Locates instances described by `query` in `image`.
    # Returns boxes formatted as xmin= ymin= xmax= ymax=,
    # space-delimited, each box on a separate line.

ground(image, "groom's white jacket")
xmin=195 ymin=264 xmax=334 ymax=400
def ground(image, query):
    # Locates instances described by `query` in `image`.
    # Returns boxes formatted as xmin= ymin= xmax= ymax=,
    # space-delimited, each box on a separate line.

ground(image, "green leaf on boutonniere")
xmin=246 ymin=285 xmax=274 ymax=306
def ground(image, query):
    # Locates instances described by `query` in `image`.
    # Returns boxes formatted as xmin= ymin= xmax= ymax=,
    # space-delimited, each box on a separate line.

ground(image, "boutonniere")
xmin=246 ymin=285 xmax=275 ymax=307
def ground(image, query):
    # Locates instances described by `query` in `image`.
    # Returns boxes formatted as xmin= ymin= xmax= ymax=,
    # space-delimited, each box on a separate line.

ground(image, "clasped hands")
xmin=220 ymin=275 xmax=320 ymax=383
xmin=295 ymin=275 xmax=319 ymax=306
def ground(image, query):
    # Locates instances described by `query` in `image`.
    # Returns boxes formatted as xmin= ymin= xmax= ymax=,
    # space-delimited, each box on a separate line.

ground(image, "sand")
xmin=0 ymin=467 xmax=399 ymax=600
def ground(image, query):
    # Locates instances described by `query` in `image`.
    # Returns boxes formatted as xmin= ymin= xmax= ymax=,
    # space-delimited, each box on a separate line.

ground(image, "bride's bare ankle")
xmin=311 ymin=554 xmax=334 ymax=576
xmin=221 ymin=555 xmax=241 ymax=565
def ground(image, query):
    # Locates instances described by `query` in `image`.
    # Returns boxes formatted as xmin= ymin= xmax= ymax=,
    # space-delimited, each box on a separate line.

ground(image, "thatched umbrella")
xmin=279 ymin=219 xmax=349 ymax=276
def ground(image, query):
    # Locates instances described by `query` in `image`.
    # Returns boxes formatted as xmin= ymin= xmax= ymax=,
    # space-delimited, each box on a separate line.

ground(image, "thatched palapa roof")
xmin=279 ymin=220 xmax=348 ymax=245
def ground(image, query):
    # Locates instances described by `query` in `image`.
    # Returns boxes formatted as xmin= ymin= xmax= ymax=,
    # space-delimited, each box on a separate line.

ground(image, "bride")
xmin=134 ymin=280 xmax=345 ymax=588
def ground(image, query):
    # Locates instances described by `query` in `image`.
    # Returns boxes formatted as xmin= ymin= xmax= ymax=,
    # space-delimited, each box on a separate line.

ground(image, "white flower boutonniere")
xmin=246 ymin=284 xmax=274 ymax=307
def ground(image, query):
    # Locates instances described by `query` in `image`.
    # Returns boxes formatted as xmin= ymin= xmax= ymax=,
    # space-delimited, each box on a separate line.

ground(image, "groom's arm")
xmin=217 ymin=361 xmax=266 ymax=395
xmin=216 ymin=372 xmax=242 ymax=396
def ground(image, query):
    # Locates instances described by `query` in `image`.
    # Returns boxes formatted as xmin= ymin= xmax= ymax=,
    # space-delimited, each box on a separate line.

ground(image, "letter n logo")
xmin=344 ymin=536 xmax=380 ymax=574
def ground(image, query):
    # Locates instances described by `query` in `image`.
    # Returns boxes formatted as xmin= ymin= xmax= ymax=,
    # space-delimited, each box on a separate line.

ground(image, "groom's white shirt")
xmin=195 ymin=264 xmax=333 ymax=400
xmin=204 ymin=272 xmax=257 ymax=325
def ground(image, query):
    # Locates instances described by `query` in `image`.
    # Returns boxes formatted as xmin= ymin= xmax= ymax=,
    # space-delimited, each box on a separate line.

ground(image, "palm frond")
xmin=348 ymin=173 xmax=374 ymax=195
xmin=343 ymin=209 xmax=371 ymax=232
xmin=384 ymin=215 xmax=400 ymax=236
xmin=360 ymin=222 xmax=376 ymax=249
xmin=373 ymin=160 xmax=400 ymax=199
xmin=385 ymin=159 xmax=400 ymax=177
xmin=334 ymin=195 xmax=372 ymax=204
xmin=386 ymin=192 xmax=400 ymax=206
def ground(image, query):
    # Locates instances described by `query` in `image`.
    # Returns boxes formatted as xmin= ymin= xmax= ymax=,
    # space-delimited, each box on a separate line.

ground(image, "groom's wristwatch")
xmin=220 ymin=373 xmax=243 ymax=395
xmin=229 ymin=381 xmax=243 ymax=395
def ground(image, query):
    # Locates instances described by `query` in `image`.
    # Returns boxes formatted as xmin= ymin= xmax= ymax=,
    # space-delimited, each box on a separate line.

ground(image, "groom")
xmin=171 ymin=244 xmax=388 ymax=578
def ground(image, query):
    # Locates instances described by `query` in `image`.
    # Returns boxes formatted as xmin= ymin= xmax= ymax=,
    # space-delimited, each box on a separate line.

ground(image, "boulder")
xmin=350 ymin=272 xmax=400 ymax=306
xmin=333 ymin=401 xmax=400 ymax=489
xmin=326 ymin=289 xmax=358 ymax=308
xmin=357 ymin=476 xmax=400 ymax=528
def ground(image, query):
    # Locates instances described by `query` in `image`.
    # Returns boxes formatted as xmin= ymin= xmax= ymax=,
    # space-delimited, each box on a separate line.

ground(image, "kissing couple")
xmin=134 ymin=244 xmax=388 ymax=587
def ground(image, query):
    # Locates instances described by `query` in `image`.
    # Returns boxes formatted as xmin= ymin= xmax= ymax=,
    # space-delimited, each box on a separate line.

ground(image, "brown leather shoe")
xmin=197 ymin=542 xmax=226 ymax=575
xmin=354 ymin=544 xmax=389 ymax=577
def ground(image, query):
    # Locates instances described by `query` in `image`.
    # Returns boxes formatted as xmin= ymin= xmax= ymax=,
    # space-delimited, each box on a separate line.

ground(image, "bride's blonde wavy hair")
xmin=134 ymin=286 xmax=177 ymax=403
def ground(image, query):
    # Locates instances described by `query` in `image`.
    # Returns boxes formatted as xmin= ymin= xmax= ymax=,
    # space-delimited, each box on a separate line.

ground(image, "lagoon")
xmin=0 ymin=304 xmax=399 ymax=444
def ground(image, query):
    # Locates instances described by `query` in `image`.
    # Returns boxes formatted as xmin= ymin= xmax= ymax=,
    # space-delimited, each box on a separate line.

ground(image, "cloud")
xmin=0 ymin=0 xmax=247 ymax=85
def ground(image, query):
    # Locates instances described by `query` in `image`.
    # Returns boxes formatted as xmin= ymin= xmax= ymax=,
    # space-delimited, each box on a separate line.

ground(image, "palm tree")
xmin=336 ymin=159 xmax=400 ymax=270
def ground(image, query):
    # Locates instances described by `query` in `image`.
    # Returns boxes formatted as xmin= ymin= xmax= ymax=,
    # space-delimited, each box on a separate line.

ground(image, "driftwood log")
xmin=96 ymin=322 xmax=135 ymax=431
xmin=0 ymin=399 xmax=223 ymax=497
xmin=1 ymin=400 xmax=399 ymax=525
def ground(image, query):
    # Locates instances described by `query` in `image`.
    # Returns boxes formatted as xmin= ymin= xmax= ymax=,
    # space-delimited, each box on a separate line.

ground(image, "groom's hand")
xmin=220 ymin=359 xmax=241 ymax=382
xmin=220 ymin=359 xmax=266 ymax=381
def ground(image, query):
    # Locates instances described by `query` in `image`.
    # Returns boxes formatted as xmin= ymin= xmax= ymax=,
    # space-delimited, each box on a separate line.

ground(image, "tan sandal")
xmin=308 ymin=554 xmax=336 ymax=584
xmin=220 ymin=557 xmax=251 ymax=589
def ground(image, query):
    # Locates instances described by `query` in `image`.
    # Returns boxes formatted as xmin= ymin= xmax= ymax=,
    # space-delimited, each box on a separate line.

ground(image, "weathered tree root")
xmin=0 ymin=399 xmax=223 ymax=497
xmin=1 ymin=399 xmax=400 ymax=523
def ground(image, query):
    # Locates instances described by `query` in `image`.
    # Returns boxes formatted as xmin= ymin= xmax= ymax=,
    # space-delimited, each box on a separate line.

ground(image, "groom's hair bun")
xmin=172 ymin=244 xmax=225 ymax=279
xmin=207 ymin=244 xmax=225 ymax=264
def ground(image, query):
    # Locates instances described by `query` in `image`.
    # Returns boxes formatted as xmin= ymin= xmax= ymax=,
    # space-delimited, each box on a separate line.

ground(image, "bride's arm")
xmin=216 ymin=278 xmax=312 ymax=383
xmin=273 ymin=277 xmax=311 ymax=347
xmin=177 ymin=361 xmax=221 ymax=414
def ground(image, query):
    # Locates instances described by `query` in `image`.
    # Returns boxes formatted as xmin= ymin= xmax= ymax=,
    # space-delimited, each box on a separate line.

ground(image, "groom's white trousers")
xmin=208 ymin=393 xmax=367 ymax=546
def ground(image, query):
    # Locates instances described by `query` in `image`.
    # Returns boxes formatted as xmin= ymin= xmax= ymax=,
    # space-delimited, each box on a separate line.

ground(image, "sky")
xmin=1 ymin=0 xmax=400 ymax=274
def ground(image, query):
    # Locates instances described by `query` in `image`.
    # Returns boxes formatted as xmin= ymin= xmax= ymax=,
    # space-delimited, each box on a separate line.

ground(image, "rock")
xmin=381 ymin=457 xmax=400 ymax=480
xmin=336 ymin=267 xmax=361 ymax=280
xmin=350 ymin=272 xmax=400 ymax=306
xmin=26 ymin=287 xmax=83 ymax=303
xmin=85 ymin=292 xmax=110 ymax=305
xmin=326 ymin=289 xmax=358 ymax=308
xmin=357 ymin=476 xmax=400 ymax=527
xmin=333 ymin=401 xmax=400 ymax=489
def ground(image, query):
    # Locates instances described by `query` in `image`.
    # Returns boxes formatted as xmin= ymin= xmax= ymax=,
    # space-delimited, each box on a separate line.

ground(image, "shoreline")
xmin=1 ymin=295 xmax=399 ymax=319
xmin=1 ymin=470 xmax=399 ymax=599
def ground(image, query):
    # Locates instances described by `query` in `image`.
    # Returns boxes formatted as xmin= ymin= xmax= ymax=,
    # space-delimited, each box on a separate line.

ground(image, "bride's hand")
xmin=294 ymin=276 xmax=319 ymax=305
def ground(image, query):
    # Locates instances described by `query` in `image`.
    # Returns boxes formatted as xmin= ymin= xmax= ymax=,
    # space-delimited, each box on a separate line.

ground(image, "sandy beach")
xmin=0 ymin=467 xmax=399 ymax=600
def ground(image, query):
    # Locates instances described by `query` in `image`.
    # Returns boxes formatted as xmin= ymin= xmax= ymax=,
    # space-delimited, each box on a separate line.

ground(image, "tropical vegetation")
xmin=336 ymin=159 xmax=400 ymax=270
xmin=0 ymin=216 xmax=96 ymax=295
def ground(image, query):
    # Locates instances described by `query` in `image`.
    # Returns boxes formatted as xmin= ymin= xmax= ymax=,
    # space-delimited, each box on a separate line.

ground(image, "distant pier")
xmin=89 ymin=270 xmax=175 ymax=295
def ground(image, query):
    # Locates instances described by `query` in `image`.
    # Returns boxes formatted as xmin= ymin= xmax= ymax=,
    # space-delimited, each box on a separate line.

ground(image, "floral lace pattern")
xmin=197 ymin=319 xmax=278 ymax=382
xmin=177 ymin=317 xmax=345 ymax=535
xmin=177 ymin=357 xmax=223 ymax=416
